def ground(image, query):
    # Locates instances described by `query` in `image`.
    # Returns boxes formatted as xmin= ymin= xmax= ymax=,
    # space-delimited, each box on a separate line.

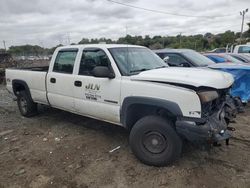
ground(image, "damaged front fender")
xmin=175 ymin=101 xmax=235 ymax=144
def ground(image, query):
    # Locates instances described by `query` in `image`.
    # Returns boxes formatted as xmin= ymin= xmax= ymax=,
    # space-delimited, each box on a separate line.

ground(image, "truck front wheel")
xmin=17 ymin=91 xmax=37 ymax=117
xmin=129 ymin=115 xmax=182 ymax=166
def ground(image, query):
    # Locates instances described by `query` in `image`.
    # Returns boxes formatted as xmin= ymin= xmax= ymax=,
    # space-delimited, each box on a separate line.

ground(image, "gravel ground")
xmin=0 ymin=84 xmax=250 ymax=188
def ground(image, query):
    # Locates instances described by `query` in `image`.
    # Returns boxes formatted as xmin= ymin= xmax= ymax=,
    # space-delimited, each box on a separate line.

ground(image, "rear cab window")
xmin=239 ymin=46 xmax=250 ymax=53
xmin=53 ymin=49 xmax=78 ymax=74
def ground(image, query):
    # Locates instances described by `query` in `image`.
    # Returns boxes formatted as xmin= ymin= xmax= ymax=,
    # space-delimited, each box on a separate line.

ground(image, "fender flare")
xmin=120 ymin=96 xmax=183 ymax=127
xmin=12 ymin=79 xmax=32 ymax=99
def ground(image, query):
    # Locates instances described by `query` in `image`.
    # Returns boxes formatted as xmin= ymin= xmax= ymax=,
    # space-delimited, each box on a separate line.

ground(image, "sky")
xmin=0 ymin=0 xmax=249 ymax=48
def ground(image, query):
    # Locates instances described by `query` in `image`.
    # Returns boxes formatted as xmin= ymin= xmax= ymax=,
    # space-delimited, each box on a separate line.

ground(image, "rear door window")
xmin=53 ymin=50 xmax=78 ymax=74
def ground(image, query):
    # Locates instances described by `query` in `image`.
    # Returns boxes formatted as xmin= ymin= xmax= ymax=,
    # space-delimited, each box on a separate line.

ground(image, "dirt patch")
xmin=0 ymin=84 xmax=250 ymax=188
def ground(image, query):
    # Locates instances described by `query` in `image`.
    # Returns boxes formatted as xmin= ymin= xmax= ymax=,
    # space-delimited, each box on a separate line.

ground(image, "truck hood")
xmin=131 ymin=67 xmax=234 ymax=89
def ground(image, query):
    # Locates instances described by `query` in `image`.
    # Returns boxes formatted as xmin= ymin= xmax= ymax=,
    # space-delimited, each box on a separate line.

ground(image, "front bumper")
xmin=176 ymin=102 xmax=235 ymax=144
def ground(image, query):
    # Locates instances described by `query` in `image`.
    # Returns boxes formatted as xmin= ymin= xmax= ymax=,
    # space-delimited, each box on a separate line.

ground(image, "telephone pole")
xmin=240 ymin=8 xmax=248 ymax=44
xmin=67 ymin=33 xmax=71 ymax=45
xmin=125 ymin=25 xmax=128 ymax=36
xmin=179 ymin=32 xmax=182 ymax=48
xmin=2 ymin=40 xmax=6 ymax=51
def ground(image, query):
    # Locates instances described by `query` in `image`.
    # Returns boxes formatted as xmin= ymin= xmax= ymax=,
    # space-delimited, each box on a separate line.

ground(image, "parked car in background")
xmin=229 ymin=54 xmax=250 ymax=63
xmin=154 ymin=49 xmax=215 ymax=67
xmin=204 ymin=53 xmax=244 ymax=64
xmin=209 ymin=48 xmax=227 ymax=53
xmin=155 ymin=49 xmax=250 ymax=104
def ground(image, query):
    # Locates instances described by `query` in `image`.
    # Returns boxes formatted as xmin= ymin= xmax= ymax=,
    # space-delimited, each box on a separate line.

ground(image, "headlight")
xmin=198 ymin=91 xmax=219 ymax=103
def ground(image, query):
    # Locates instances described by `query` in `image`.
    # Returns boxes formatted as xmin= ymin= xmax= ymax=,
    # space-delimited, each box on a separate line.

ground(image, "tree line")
xmin=4 ymin=23 xmax=250 ymax=56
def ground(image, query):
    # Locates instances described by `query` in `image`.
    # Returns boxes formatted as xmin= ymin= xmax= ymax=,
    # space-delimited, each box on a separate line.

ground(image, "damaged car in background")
xmin=155 ymin=48 xmax=249 ymax=108
xmin=6 ymin=44 xmax=237 ymax=166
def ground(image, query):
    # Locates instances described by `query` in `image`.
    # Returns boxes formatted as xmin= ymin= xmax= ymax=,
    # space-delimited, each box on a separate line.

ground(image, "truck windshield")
xmin=109 ymin=47 xmax=167 ymax=75
xmin=183 ymin=50 xmax=215 ymax=67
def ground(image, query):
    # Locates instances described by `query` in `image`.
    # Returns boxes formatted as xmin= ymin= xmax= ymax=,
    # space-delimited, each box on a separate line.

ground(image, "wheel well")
xmin=125 ymin=104 xmax=176 ymax=131
xmin=13 ymin=83 xmax=25 ymax=94
xmin=12 ymin=81 xmax=28 ymax=96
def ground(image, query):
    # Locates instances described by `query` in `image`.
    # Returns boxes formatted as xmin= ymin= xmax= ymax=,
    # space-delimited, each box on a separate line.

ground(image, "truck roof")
xmin=236 ymin=44 xmax=250 ymax=46
xmin=57 ymin=44 xmax=145 ymax=50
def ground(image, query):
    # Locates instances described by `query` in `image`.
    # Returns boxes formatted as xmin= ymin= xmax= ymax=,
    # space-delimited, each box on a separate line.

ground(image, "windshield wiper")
xmin=130 ymin=66 xmax=167 ymax=73
xmin=130 ymin=68 xmax=151 ymax=73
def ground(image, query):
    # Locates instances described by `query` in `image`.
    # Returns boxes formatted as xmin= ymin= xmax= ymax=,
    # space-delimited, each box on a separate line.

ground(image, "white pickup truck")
xmin=6 ymin=44 xmax=236 ymax=166
xmin=233 ymin=44 xmax=250 ymax=54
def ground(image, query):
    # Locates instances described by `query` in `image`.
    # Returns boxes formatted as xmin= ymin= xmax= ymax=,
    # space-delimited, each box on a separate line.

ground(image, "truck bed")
xmin=5 ymin=67 xmax=49 ymax=105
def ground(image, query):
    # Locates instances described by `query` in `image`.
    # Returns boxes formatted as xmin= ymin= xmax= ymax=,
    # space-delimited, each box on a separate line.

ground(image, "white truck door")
xmin=47 ymin=49 xmax=78 ymax=111
xmin=73 ymin=48 xmax=121 ymax=124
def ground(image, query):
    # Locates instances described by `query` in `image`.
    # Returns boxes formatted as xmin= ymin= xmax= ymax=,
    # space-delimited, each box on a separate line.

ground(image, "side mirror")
xmin=92 ymin=66 xmax=115 ymax=79
xmin=163 ymin=57 xmax=169 ymax=63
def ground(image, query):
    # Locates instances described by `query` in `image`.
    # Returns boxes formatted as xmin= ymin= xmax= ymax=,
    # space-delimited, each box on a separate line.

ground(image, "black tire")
xmin=17 ymin=90 xmax=37 ymax=117
xmin=129 ymin=116 xmax=182 ymax=166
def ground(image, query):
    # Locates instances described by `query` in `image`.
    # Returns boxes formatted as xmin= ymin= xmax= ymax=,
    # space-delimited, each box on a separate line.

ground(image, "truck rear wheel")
xmin=129 ymin=115 xmax=182 ymax=166
xmin=17 ymin=91 xmax=37 ymax=117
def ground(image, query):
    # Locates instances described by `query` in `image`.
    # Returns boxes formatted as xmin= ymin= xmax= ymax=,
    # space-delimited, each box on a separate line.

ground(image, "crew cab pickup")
xmin=6 ymin=44 xmax=236 ymax=166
